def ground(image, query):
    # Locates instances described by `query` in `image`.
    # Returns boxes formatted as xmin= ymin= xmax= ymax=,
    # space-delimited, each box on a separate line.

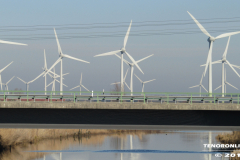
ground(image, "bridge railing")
xmin=0 ymin=90 xmax=239 ymax=104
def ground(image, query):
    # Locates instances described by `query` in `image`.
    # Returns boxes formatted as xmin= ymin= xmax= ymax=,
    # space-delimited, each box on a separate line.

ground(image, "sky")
xmin=1 ymin=0 xmax=240 ymax=94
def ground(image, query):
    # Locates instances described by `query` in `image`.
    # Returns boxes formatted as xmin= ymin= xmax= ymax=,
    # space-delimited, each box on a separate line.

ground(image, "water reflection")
xmin=0 ymin=130 xmax=233 ymax=160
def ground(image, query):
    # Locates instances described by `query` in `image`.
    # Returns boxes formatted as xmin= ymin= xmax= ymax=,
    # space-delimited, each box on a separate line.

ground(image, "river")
xmin=0 ymin=128 xmax=232 ymax=160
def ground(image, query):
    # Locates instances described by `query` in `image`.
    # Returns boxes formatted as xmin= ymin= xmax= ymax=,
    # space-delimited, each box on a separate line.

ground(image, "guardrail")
xmin=0 ymin=90 xmax=239 ymax=104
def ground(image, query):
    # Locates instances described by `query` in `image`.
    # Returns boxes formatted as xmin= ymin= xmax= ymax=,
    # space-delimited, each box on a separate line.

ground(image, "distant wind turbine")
xmin=94 ymin=20 xmax=144 ymax=93
xmin=47 ymin=68 xmax=68 ymax=95
xmin=214 ymin=68 xmax=238 ymax=95
xmin=70 ymin=73 xmax=89 ymax=95
xmin=187 ymin=11 xmax=240 ymax=96
xmin=189 ymin=73 xmax=208 ymax=96
xmin=134 ymin=74 xmax=155 ymax=93
xmin=111 ymin=69 xmax=130 ymax=91
xmin=0 ymin=61 xmax=13 ymax=90
xmin=3 ymin=76 xmax=14 ymax=94
xmin=17 ymin=77 xmax=33 ymax=93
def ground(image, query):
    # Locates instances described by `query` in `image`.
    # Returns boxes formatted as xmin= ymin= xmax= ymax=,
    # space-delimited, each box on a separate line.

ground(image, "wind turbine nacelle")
xmin=121 ymin=48 xmax=125 ymax=53
xmin=208 ymin=37 xmax=215 ymax=42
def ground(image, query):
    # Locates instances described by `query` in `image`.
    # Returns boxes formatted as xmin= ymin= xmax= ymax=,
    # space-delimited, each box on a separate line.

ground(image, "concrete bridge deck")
xmin=0 ymin=101 xmax=240 ymax=111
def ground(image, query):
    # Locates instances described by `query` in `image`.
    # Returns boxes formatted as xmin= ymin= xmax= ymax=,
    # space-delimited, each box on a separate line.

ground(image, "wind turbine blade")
xmin=215 ymin=31 xmax=240 ymax=40
xmin=48 ymin=70 xmax=59 ymax=77
xmin=0 ymin=61 xmax=13 ymax=72
xmin=189 ymin=84 xmax=200 ymax=88
xmin=6 ymin=76 xmax=15 ymax=85
xmin=226 ymin=82 xmax=238 ymax=90
xmin=43 ymin=58 xmax=61 ymax=77
xmin=62 ymin=73 xmax=69 ymax=76
xmin=187 ymin=11 xmax=211 ymax=37
xmin=203 ymin=42 xmax=213 ymax=76
xmin=31 ymin=71 xmax=45 ymax=83
xmin=123 ymin=20 xmax=132 ymax=49
xmin=81 ymin=84 xmax=89 ymax=91
xmin=124 ymin=82 xmax=130 ymax=90
xmin=17 ymin=77 xmax=26 ymax=84
xmin=136 ymin=54 xmax=154 ymax=63
xmin=0 ymin=40 xmax=27 ymax=46
xmin=70 ymin=85 xmax=80 ymax=90
xmin=80 ymin=73 xmax=82 ymax=84
xmin=46 ymin=81 xmax=54 ymax=88
xmin=55 ymin=79 xmax=68 ymax=87
xmin=94 ymin=50 xmax=121 ymax=57
xmin=63 ymin=54 xmax=90 ymax=63
xmin=124 ymin=68 xmax=129 ymax=81
xmin=231 ymin=64 xmax=240 ymax=69
xmin=125 ymin=51 xmax=144 ymax=74
xmin=222 ymin=36 xmax=231 ymax=58
xmin=201 ymin=85 xmax=208 ymax=92
xmin=134 ymin=74 xmax=143 ymax=83
xmin=211 ymin=60 xmax=222 ymax=65
xmin=214 ymin=85 xmax=222 ymax=91
xmin=44 ymin=49 xmax=47 ymax=69
xmin=111 ymin=82 xmax=120 ymax=85
xmin=144 ymin=79 xmax=156 ymax=83
xmin=54 ymin=28 xmax=63 ymax=54
xmin=200 ymin=73 xmax=204 ymax=84
xmin=114 ymin=53 xmax=130 ymax=65
xmin=200 ymin=64 xmax=206 ymax=67
xmin=226 ymin=60 xmax=240 ymax=78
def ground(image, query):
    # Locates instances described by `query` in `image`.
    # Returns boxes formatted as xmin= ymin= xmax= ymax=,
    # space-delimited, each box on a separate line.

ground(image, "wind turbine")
xmin=94 ymin=20 xmax=144 ymax=93
xmin=17 ymin=77 xmax=33 ymax=93
xmin=111 ymin=69 xmax=130 ymax=91
xmin=115 ymin=54 xmax=154 ymax=95
xmin=203 ymin=36 xmax=240 ymax=97
xmin=47 ymin=68 xmax=68 ymax=95
xmin=214 ymin=68 xmax=238 ymax=95
xmin=70 ymin=73 xmax=89 ymax=95
xmin=3 ymin=76 xmax=14 ymax=94
xmin=187 ymin=11 xmax=240 ymax=96
xmin=0 ymin=61 xmax=13 ymax=90
xmin=189 ymin=73 xmax=208 ymax=96
xmin=44 ymin=28 xmax=90 ymax=95
xmin=134 ymin=74 xmax=156 ymax=93
xmin=32 ymin=50 xmax=60 ymax=95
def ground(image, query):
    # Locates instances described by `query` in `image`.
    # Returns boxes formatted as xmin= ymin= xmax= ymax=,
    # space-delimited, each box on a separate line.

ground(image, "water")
xmin=0 ymin=129 xmax=232 ymax=160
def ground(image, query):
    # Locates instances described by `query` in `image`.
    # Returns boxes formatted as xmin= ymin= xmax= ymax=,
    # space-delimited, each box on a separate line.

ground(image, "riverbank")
xmin=0 ymin=128 xmax=161 ymax=160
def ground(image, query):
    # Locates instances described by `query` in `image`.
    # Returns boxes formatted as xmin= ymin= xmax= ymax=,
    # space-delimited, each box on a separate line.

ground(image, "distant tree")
xmin=9 ymin=88 xmax=23 ymax=94
xmin=111 ymin=83 xmax=121 ymax=95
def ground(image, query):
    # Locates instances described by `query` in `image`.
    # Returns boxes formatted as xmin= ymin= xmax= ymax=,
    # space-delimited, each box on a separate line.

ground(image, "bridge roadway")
xmin=0 ymin=94 xmax=240 ymax=128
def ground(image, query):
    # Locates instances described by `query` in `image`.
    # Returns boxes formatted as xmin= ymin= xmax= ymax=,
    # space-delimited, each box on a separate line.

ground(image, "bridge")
xmin=0 ymin=90 xmax=240 ymax=129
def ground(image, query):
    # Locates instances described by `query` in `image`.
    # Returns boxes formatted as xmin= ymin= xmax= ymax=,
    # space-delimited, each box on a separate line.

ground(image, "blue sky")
xmin=1 ymin=0 xmax=240 ymax=93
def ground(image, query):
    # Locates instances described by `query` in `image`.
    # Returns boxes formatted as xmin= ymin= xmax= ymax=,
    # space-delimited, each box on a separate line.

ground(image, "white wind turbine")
xmin=3 ymin=76 xmax=14 ymax=94
xmin=203 ymin=36 xmax=240 ymax=97
xmin=0 ymin=61 xmax=14 ymax=90
xmin=31 ymin=50 xmax=60 ymax=95
xmin=111 ymin=69 xmax=130 ymax=91
xmin=115 ymin=54 xmax=154 ymax=95
xmin=46 ymin=68 xmax=68 ymax=95
xmin=189 ymin=73 xmax=208 ymax=96
xmin=70 ymin=73 xmax=89 ymax=95
xmin=187 ymin=11 xmax=240 ymax=96
xmin=214 ymin=68 xmax=238 ymax=95
xmin=17 ymin=77 xmax=33 ymax=93
xmin=94 ymin=20 xmax=144 ymax=93
xmin=44 ymin=28 xmax=90 ymax=95
xmin=134 ymin=74 xmax=156 ymax=93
